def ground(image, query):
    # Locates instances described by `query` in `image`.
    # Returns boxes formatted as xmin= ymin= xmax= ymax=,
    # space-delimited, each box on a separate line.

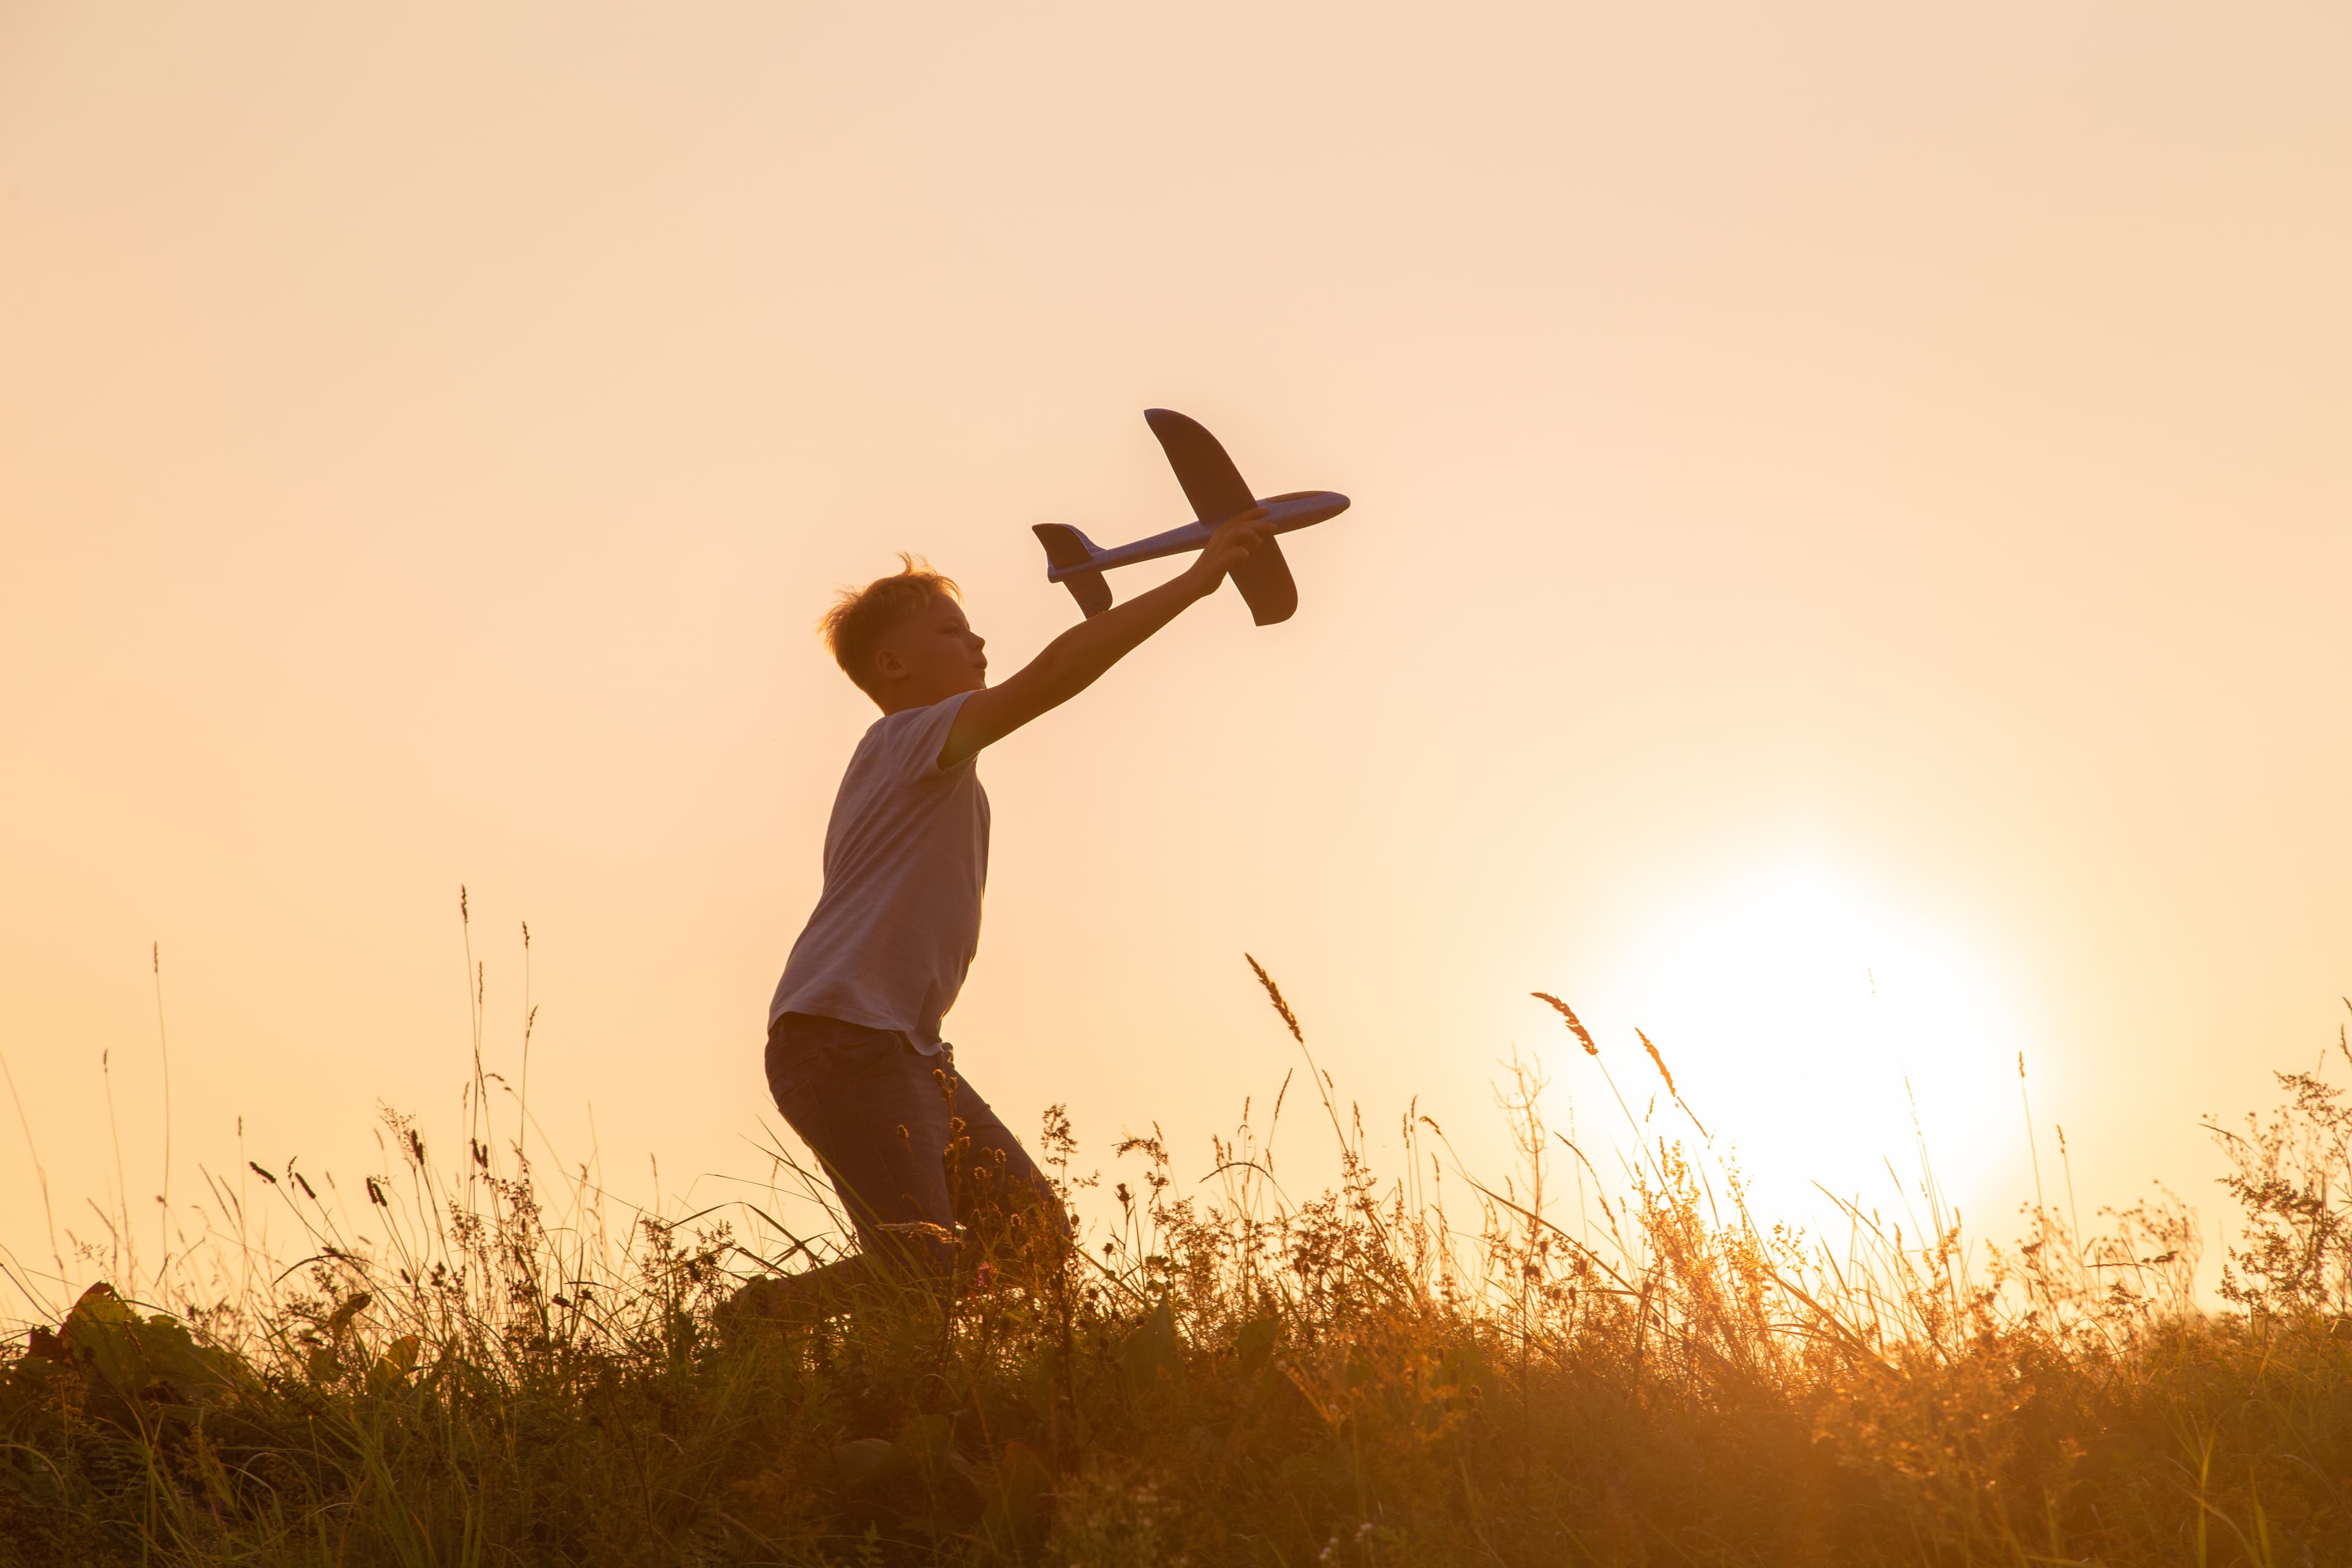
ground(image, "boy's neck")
xmin=876 ymin=682 xmax=967 ymax=716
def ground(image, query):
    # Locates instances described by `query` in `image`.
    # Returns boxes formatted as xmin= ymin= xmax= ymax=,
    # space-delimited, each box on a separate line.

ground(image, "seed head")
xmin=1532 ymin=993 xmax=1599 ymax=1056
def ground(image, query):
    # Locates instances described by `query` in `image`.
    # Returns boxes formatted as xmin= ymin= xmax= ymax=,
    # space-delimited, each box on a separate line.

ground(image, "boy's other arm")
xmin=940 ymin=509 xmax=1268 ymax=768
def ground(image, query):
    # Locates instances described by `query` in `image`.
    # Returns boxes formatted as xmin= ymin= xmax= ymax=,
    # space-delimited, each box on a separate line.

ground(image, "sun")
xmin=1575 ymin=854 xmax=2034 ymax=1232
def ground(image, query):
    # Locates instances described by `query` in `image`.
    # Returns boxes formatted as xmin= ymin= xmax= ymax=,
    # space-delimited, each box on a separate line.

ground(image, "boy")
xmin=764 ymin=508 xmax=1269 ymax=1297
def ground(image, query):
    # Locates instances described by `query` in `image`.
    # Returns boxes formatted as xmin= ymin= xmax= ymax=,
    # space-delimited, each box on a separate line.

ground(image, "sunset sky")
xmin=4 ymin=4 xmax=2348 ymax=1305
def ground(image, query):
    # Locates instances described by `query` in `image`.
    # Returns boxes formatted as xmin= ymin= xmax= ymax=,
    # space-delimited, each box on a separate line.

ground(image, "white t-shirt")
xmin=769 ymin=692 xmax=989 ymax=1051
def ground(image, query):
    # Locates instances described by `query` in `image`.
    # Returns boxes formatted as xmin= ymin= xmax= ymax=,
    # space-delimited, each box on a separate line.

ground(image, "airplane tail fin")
xmin=1031 ymin=523 xmax=1113 ymax=617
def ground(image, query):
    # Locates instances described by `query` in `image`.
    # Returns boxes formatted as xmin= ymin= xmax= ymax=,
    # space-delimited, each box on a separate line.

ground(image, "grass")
xmin=2 ymin=962 xmax=2348 ymax=1566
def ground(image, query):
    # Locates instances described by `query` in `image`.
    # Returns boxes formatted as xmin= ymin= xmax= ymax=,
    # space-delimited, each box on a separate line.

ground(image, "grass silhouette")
xmin=2 ymin=965 xmax=2348 ymax=1565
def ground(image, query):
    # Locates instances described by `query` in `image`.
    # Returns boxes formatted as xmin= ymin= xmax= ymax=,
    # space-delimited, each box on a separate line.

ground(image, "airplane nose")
xmin=1264 ymin=489 xmax=1351 ymax=526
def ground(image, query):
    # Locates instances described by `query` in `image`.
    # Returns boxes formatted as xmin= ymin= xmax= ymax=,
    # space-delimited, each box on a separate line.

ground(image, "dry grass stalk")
xmin=1 ymin=986 xmax=2347 ymax=1564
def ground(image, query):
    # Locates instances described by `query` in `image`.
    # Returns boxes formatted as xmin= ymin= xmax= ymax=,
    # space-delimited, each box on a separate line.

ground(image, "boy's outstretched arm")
xmin=940 ymin=508 xmax=1268 ymax=768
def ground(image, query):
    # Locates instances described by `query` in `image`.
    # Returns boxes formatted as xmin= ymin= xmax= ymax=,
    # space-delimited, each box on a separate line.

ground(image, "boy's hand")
xmin=1180 ymin=507 xmax=1270 ymax=597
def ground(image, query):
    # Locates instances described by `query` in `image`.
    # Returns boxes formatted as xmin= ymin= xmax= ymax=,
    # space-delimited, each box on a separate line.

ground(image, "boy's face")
xmin=873 ymin=593 xmax=987 ymax=709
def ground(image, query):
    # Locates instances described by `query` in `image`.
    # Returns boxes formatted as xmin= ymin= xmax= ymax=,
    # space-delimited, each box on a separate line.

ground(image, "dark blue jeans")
xmin=764 ymin=1011 xmax=1058 ymax=1281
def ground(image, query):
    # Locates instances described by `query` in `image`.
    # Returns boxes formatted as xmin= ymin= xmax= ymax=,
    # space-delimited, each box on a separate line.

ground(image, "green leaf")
xmin=981 ymin=1439 xmax=1052 ymax=1559
xmin=1121 ymin=1296 xmax=1182 ymax=1392
xmin=58 ymin=1283 xmax=240 ymax=1408
xmin=1236 ymin=1313 xmax=1280 ymax=1376
xmin=832 ymin=1437 xmax=895 ymax=1493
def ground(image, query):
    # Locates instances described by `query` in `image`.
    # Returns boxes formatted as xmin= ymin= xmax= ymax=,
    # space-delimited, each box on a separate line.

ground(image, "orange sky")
xmin=4 ymin=3 xmax=2348 ymax=1306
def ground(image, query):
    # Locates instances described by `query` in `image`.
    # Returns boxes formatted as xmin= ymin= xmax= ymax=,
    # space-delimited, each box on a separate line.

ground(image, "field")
xmin=3 ymin=972 xmax=2348 ymax=1566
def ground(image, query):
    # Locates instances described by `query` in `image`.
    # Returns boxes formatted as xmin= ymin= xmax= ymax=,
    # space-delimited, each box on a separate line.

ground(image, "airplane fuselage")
xmin=1040 ymin=489 xmax=1350 ymax=584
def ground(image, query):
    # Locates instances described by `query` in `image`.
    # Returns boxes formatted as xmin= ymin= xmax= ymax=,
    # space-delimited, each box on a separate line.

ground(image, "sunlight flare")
xmin=1593 ymin=855 xmax=2034 ymax=1225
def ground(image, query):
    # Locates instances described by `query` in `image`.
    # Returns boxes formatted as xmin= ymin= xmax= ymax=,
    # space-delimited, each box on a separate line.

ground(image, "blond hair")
xmin=818 ymin=554 xmax=961 ymax=698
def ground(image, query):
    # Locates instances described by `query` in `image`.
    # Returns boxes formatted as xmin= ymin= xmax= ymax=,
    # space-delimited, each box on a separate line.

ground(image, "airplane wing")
xmin=1144 ymin=409 xmax=1256 ymax=523
xmin=1229 ymin=537 xmax=1298 ymax=625
xmin=1146 ymin=409 xmax=1302 ymax=623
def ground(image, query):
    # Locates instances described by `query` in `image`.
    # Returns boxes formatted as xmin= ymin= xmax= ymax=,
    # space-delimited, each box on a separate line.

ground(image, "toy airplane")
xmin=1033 ymin=409 xmax=1349 ymax=625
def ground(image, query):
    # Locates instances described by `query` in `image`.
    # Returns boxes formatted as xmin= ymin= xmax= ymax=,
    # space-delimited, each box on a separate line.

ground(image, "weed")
xmin=2 ymin=978 xmax=2348 ymax=1564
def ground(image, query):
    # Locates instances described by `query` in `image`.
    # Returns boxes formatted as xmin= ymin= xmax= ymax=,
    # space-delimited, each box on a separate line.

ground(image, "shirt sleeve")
xmin=880 ymin=691 xmax=975 ymax=784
